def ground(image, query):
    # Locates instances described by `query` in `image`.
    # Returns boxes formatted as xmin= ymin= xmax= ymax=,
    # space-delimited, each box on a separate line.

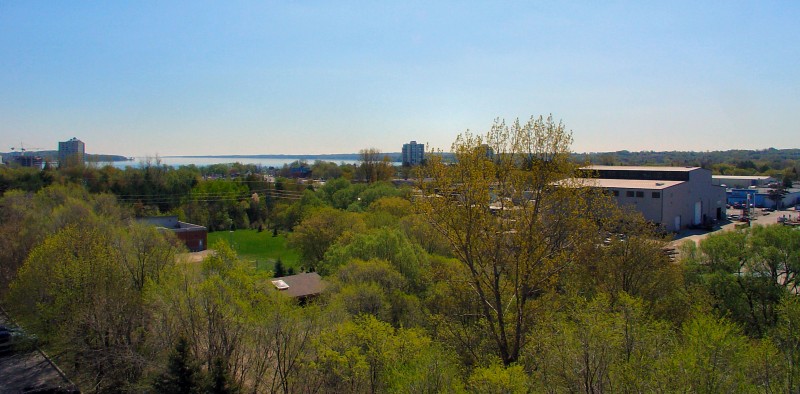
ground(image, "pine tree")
xmin=207 ymin=357 xmax=240 ymax=394
xmin=153 ymin=337 xmax=203 ymax=394
xmin=273 ymin=259 xmax=286 ymax=278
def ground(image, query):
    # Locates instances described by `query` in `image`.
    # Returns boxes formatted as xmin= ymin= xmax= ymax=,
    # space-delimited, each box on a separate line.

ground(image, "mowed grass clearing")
xmin=207 ymin=229 xmax=301 ymax=272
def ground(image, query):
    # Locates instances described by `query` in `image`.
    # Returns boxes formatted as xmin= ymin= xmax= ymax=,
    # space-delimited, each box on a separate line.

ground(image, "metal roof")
xmin=567 ymin=178 xmax=684 ymax=190
xmin=583 ymin=165 xmax=702 ymax=172
xmin=712 ymin=175 xmax=773 ymax=180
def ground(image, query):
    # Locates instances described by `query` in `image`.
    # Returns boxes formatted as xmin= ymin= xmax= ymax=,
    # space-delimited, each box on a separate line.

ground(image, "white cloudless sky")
xmin=1 ymin=1 xmax=798 ymax=156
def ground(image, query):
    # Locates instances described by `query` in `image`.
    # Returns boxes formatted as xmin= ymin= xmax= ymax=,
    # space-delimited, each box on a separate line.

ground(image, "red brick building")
xmin=139 ymin=216 xmax=208 ymax=252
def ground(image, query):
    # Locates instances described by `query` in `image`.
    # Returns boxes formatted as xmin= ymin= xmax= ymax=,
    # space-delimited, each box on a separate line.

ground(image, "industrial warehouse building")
xmin=573 ymin=165 xmax=727 ymax=232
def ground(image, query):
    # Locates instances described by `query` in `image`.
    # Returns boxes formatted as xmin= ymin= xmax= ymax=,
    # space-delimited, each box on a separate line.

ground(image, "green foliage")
xmin=311 ymin=315 xmax=462 ymax=393
xmin=417 ymin=115 xmax=603 ymax=365
xmin=468 ymin=363 xmax=528 ymax=394
xmin=687 ymin=225 xmax=798 ymax=337
xmin=147 ymin=240 xmax=269 ymax=389
xmin=207 ymin=229 xmax=300 ymax=269
xmin=570 ymin=211 xmax=687 ymax=321
xmin=774 ymin=295 xmax=800 ymax=391
xmin=7 ymin=221 xmax=178 ymax=390
xmin=287 ymin=206 xmax=366 ymax=270
xmin=322 ymin=227 xmax=430 ymax=291
xmin=328 ymin=259 xmax=424 ymax=327
xmin=527 ymin=293 xmax=673 ymax=392
xmin=277 ymin=189 xmax=325 ymax=230
xmin=669 ymin=313 xmax=770 ymax=393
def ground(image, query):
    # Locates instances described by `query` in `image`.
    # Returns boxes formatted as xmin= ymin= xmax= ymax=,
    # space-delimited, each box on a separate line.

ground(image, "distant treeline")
xmin=575 ymin=148 xmax=800 ymax=181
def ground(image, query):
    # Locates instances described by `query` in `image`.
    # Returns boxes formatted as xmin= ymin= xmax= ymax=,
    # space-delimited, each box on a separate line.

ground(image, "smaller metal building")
xmin=712 ymin=175 xmax=776 ymax=188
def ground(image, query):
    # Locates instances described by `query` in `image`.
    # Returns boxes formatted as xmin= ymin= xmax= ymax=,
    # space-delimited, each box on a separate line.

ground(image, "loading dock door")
xmin=694 ymin=201 xmax=702 ymax=225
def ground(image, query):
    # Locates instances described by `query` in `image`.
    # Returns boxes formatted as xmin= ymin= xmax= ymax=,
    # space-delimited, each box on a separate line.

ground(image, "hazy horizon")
xmin=2 ymin=2 xmax=798 ymax=157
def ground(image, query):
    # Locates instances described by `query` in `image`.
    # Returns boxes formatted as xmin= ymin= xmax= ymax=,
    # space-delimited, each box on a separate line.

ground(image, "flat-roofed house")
xmin=571 ymin=165 xmax=727 ymax=232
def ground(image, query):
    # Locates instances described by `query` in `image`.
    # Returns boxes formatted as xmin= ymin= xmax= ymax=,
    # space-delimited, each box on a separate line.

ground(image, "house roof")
xmin=138 ymin=216 xmax=207 ymax=232
xmin=272 ymin=272 xmax=326 ymax=298
xmin=566 ymin=178 xmax=684 ymax=190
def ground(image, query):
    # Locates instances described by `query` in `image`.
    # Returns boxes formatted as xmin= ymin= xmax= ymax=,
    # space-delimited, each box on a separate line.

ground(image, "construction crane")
xmin=6 ymin=143 xmax=45 ymax=167
xmin=9 ymin=143 xmax=42 ymax=155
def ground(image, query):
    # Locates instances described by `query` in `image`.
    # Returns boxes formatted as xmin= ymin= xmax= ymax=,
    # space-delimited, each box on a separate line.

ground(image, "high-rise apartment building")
xmin=402 ymin=141 xmax=424 ymax=166
xmin=58 ymin=137 xmax=85 ymax=166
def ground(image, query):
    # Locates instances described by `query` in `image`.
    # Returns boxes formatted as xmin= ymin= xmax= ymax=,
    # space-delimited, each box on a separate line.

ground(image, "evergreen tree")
xmin=273 ymin=259 xmax=286 ymax=278
xmin=153 ymin=337 xmax=203 ymax=394
xmin=207 ymin=357 xmax=240 ymax=394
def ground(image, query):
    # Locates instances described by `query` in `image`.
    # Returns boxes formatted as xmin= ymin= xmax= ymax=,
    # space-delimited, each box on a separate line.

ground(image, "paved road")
xmin=672 ymin=207 xmax=799 ymax=249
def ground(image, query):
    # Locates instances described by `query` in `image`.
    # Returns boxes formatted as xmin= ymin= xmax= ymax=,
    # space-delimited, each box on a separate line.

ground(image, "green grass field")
xmin=207 ymin=229 xmax=301 ymax=272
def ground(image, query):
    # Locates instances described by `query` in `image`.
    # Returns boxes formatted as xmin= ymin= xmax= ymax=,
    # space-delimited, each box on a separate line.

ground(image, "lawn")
xmin=207 ymin=229 xmax=301 ymax=272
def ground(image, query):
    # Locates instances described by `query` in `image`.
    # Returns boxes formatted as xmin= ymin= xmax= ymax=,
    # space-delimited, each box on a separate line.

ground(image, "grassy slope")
xmin=208 ymin=229 xmax=301 ymax=272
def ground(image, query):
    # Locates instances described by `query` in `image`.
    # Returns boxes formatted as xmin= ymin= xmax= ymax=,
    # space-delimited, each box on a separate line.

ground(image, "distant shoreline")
xmin=161 ymin=153 xmax=400 ymax=160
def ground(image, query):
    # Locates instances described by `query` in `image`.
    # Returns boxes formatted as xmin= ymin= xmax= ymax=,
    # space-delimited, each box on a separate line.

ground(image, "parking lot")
xmin=672 ymin=206 xmax=799 ymax=249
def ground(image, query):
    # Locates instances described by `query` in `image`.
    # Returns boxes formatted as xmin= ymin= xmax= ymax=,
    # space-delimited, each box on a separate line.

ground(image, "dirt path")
xmin=180 ymin=249 xmax=216 ymax=263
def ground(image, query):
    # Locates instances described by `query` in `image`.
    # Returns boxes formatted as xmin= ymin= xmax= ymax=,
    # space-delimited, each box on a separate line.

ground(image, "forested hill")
xmin=573 ymin=148 xmax=800 ymax=176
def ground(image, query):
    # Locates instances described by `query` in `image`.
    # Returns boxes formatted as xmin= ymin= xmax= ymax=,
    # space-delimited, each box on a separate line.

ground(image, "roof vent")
xmin=271 ymin=280 xmax=290 ymax=290
xmin=656 ymin=182 xmax=664 ymax=186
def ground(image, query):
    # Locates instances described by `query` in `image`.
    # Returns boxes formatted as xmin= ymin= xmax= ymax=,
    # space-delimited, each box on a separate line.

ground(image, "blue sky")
xmin=1 ymin=1 xmax=798 ymax=156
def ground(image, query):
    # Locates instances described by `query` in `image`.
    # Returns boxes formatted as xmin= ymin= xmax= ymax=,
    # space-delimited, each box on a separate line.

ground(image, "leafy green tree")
xmin=767 ymin=186 xmax=788 ymax=209
xmin=277 ymin=189 xmax=325 ymax=230
xmin=311 ymin=315 xmax=460 ymax=394
xmin=311 ymin=160 xmax=344 ymax=179
xmin=287 ymin=207 xmax=366 ymax=270
xmin=7 ymin=221 xmax=175 ymax=390
xmin=526 ymin=293 xmax=674 ymax=393
xmin=687 ymin=225 xmax=797 ymax=337
xmin=368 ymin=196 xmax=412 ymax=218
xmin=358 ymin=148 xmax=395 ymax=183
xmin=328 ymin=259 xmax=424 ymax=327
xmin=249 ymin=295 xmax=324 ymax=393
xmin=322 ymin=227 xmax=430 ymax=292
xmin=570 ymin=210 xmax=686 ymax=320
xmin=669 ymin=313 xmax=765 ymax=393
xmin=774 ymin=295 xmax=800 ymax=392
xmin=468 ymin=363 xmax=528 ymax=394
xmin=416 ymin=116 xmax=601 ymax=365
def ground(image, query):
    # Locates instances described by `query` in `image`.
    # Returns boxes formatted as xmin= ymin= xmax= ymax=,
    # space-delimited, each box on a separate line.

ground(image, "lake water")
xmin=107 ymin=156 xmax=370 ymax=169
